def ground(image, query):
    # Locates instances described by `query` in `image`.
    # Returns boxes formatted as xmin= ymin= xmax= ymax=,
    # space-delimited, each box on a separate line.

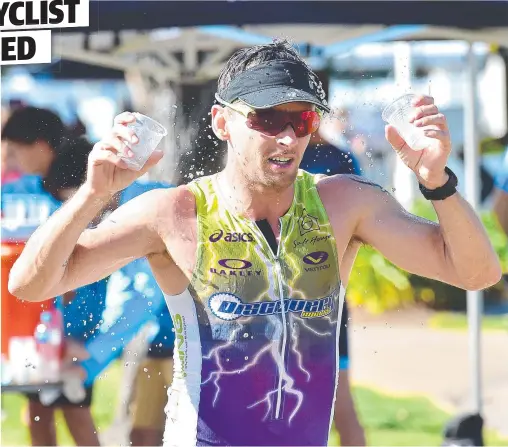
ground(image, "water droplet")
xmin=143 ymin=368 xmax=148 ymax=373
xmin=34 ymin=416 xmax=40 ymax=422
xmin=72 ymin=357 xmax=77 ymax=362
xmin=244 ymin=356 xmax=249 ymax=361
xmin=243 ymin=333 xmax=249 ymax=338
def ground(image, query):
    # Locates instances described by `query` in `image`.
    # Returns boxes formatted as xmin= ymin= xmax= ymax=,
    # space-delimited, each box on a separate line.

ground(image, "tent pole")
xmin=393 ymin=42 xmax=416 ymax=209
xmin=464 ymin=41 xmax=483 ymax=416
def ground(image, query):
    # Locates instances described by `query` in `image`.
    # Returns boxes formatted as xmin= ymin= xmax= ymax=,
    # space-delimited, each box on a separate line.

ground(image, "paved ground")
xmin=348 ymin=313 xmax=508 ymax=437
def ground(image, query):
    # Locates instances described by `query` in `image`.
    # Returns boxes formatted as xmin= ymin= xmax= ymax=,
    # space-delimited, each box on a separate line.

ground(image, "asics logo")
xmin=209 ymin=229 xmax=254 ymax=243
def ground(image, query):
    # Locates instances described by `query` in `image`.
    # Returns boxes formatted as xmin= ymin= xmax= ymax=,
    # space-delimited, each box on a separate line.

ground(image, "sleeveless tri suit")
xmin=163 ymin=170 xmax=345 ymax=446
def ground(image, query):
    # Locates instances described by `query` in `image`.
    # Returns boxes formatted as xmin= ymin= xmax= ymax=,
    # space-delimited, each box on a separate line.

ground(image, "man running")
xmin=9 ymin=41 xmax=501 ymax=447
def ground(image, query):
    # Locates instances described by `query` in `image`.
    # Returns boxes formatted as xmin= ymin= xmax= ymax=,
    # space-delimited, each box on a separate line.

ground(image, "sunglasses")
xmin=215 ymin=95 xmax=321 ymax=138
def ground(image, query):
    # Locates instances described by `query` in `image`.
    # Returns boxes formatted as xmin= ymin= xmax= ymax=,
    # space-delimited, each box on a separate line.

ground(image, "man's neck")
xmin=218 ymin=165 xmax=295 ymax=222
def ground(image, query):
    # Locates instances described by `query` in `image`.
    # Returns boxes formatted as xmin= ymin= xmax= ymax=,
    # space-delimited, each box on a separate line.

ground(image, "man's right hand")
xmin=86 ymin=112 xmax=164 ymax=197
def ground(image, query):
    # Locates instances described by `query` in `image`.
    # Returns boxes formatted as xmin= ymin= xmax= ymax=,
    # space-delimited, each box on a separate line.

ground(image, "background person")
xmin=2 ymin=129 xmax=104 ymax=447
xmin=129 ymin=307 xmax=175 ymax=446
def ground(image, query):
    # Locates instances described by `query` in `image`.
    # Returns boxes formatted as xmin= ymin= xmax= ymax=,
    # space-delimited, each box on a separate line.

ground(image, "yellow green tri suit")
xmin=164 ymin=170 xmax=345 ymax=446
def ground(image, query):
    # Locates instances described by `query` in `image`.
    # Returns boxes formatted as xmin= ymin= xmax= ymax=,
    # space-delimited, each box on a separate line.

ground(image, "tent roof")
xmin=76 ymin=1 xmax=508 ymax=33
xmin=47 ymin=1 xmax=507 ymax=83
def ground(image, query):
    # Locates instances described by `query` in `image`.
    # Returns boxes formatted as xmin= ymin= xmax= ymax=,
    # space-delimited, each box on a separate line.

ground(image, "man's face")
xmin=5 ymin=140 xmax=48 ymax=175
xmin=217 ymin=101 xmax=315 ymax=191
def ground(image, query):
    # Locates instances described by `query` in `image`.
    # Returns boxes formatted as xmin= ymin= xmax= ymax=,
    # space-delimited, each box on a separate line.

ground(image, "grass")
xmin=331 ymin=387 xmax=508 ymax=446
xmin=1 ymin=367 xmax=120 ymax=446
xmin=2 ymin=362 xmax=508 ymax=446
xmin=429 ymin=312 xmax=508 ymax=332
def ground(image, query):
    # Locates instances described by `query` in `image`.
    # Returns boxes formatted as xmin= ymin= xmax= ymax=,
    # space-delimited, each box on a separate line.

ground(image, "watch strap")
xmin=418 ymin=167 xmax=458 ymax=201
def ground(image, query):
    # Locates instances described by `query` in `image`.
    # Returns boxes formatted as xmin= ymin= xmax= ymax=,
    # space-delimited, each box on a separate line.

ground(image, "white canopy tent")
xmin=51 ymin=24 xmax=428 ymax=183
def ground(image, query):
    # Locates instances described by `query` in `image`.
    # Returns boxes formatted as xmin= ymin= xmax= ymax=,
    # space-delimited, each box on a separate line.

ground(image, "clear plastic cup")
xmin=121 ymin=113 xmax=168 ymax=171
xmin=382 ymin=94 xmax=428 ymax=151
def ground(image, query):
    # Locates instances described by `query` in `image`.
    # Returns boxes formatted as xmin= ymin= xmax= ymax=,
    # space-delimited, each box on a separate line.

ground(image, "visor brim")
xmin=238 ymin=86 xmax=330 ymax=114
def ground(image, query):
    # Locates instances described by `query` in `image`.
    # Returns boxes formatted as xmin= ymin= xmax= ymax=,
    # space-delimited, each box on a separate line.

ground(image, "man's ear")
xmin=211 ymin=105 xmax=230 ymax=141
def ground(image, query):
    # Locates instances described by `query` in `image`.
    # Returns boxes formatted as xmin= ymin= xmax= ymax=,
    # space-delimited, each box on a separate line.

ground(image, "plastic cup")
xmin=381 ymin=94 xmax=428 ymax=151
xmin=121 ymin=113 xmax=168 ymax=171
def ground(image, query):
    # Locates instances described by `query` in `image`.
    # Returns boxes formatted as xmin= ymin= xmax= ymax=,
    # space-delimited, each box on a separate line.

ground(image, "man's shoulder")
xmin=316 ymin=173 xmax=385 ymax=191
xmin=314 ymin=174 xmax=392 ymax=240
xmin=137 ymin=184 xmax=196 ymax=222
xmin=118 ymin=184 xmax=184 ymax=214
xmin=131 ymin=183 xmax=192 ymax=202
xmin=316 ymin=173 xmax=388 ymax=212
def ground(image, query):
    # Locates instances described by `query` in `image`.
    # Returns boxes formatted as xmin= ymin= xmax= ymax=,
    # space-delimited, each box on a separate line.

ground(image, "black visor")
xmin=218 ymin=60 xmax=330 ymax=113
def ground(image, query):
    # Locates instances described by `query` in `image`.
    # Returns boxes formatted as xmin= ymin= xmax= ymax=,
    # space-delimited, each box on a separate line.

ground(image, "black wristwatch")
xmin=418 ymin=167 xmax=458 ymax=201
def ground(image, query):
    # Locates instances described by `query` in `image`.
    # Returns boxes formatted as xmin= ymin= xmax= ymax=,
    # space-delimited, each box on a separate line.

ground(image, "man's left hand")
xmin=385 ymin=94 xmax=452 ymax=189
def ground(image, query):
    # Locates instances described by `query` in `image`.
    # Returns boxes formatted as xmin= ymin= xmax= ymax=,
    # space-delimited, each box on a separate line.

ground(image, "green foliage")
xmin=480 ymin=136 xmax=506 ymax=155
xmin=408 ymin=199 xmax=507 ymax=311
xmin=480 ymin=211 xmax=508 ymax=272
xmin=412 ymin=198 xmax=508 ymax=271
xmin=347 ymin=245 xmax=414 ymax=314
xmin=347 ymin=199 xmax=508 ymax=314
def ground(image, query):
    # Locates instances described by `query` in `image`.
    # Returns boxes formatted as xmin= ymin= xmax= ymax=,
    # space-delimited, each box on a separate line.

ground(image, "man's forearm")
xmin=8 ymin=185 xmax=112 ymax=301
xmin=434 ymin=192 xmax=501 ymax=290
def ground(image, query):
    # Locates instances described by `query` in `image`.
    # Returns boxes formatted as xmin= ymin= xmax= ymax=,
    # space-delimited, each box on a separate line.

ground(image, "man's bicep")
xmin=58 ymin=192 xmax=167 ymax=294
xmin=356 ymin=190 xmax=461 ymax=287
